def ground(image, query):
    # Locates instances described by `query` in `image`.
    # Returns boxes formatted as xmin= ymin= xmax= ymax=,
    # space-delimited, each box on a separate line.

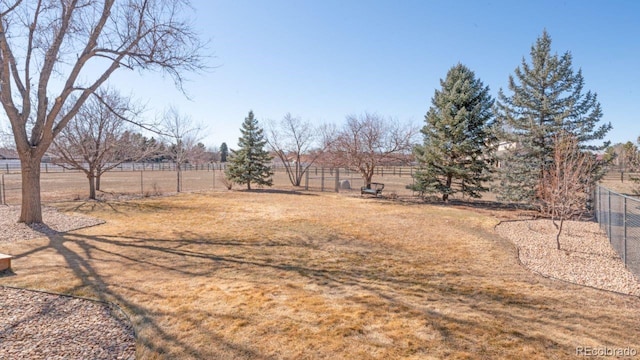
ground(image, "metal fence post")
xmin=305 ymin=170 xmax=309 ymax=191
xmin=623 ymin=196 xmax=627 ymax=267
xmin=1 ymin=174 xmax=5 ymax=205
xmin=608 ymin=190 xmax=611 ymax=242
xmin=596 ymin=186 xmax=600 ymax=223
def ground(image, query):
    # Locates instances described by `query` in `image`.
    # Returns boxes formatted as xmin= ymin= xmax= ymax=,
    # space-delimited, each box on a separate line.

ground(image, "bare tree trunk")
xmin=96 ymin=166 xmax=102 ymax=191
xmin=88 ymin=174 xmax=96 ymax=200
xmin=556 ymin=218 xmax=564 ymax=250
xmin=176 ymin=165 xmax=182 ymax=193
xmin=443 ymin=174 xmax=452 ymax=202
xmin=20 ymin=156 xmax=43 ymax=224
xmin=294 ymin=162 xmax=303 ymax=186
xmin=364 ymin=171 xmax=374 ymax=187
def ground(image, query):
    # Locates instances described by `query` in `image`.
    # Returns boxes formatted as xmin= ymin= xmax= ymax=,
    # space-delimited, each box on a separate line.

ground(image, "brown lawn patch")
xmin=1 ymin=191 xmax=639 ymax=359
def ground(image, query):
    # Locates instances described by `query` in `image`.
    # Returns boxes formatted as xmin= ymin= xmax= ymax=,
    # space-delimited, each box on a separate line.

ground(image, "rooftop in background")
xmin=0 ymin=148 xmax=18 ymax=160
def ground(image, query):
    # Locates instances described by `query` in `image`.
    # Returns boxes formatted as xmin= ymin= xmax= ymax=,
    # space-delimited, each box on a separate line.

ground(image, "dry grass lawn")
xmin=1 ymin=191 xmax=640 ymax=359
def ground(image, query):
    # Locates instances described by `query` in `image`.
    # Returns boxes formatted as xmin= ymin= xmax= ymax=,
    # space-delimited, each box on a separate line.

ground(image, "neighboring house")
xmin=495 ymin=141 xmax=517 ymax=168
xmin=497 ymin=141 xmax=517 ymax=154
xmin=0 ymin=148 xmax=18 ymax=160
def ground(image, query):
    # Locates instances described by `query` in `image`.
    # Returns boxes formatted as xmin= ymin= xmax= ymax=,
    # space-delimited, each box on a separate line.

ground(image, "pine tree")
xmin=496 ymin=30 xmax=611 ymax=206
xmin=220 ymin=142 xmax=228 ymax=162
xmin=412 ymin=63 xmax=496 ymax=202
xmin=225 ymin=111 xmax=273 ymax=190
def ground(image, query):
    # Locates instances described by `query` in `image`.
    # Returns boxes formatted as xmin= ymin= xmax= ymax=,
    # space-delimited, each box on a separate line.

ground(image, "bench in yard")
xmin=361 ymin=182 xmax=384 ymax=197
xmin=0 ymin=253 xmax=12 ymax=271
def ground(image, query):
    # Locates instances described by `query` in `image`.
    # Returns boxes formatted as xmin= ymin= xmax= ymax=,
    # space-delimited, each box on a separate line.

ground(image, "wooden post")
xmin=335 ymin=168 xmax=340 ymax=192
xmin=321 ymin=168 xmax=325 ymax=192
xmin=305 ymin=170 xmax=309 ymax=190
xmin=140 ymin=171 xmax=144 ymax=196
xmin=0 ymin=174 xmax=4 ymax=205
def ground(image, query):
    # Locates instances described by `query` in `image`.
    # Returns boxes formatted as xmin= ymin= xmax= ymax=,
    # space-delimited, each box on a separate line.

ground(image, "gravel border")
xmin=0 ymin=206 xmax=135 ymax=359
xmin=495 ymin=219 xmax=640 ymax=296
xmin=0 ymin=205 xmax=105 ymax=243
xmin=0 ymin=286 xmax=135 ymax=360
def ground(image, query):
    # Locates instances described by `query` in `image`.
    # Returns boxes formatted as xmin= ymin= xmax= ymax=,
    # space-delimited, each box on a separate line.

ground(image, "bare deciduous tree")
xmin=160 ymin=106 xmax=204 ymax=192
xmin=329 ymin=113 xmax=418 ymax=186
xmin=0 ymin=0 xmax=204 ymax=223
xmin=50 ymin=88 xmax=155 ymax=200
xmin=266 ymin=113 xmax=335 ymax=186
xmin=538 ymin=132 xmax=597 ymax=249
xmin=0 ymin=121 xmax=14 ymax=148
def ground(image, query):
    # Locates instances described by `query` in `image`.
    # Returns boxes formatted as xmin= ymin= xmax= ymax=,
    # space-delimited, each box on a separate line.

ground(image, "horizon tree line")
xmin=0 ymin=17 xmax=615 ymax=223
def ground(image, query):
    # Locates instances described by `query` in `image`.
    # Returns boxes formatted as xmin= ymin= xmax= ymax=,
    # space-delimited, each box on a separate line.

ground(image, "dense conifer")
xmin=412 ymin=64 xmax=496 ymax=201
xmin=225 ymin=111 xmax=273 ymax=189
xmin=220 ymin=142 xmax=229 ymax=162
xmin=496 ymin=31 xmax=611 ymax=204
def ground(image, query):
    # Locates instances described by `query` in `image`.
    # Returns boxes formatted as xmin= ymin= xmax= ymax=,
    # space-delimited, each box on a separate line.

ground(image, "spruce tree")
xmin=412 ymin=63 xmax=496 ymax=202
xmin=496 ymin=30 xmax=611 ymax=205
xmin=225 ymin=111 xmax=273 ymax=190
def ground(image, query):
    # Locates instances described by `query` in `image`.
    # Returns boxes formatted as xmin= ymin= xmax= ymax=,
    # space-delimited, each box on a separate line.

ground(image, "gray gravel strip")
xmin=495 ymin=219 xmax=640 ymax=296
xmin=0 ymin=286 xmax=135 ymax=360
xmin=0 ymin=206 xmax=135 ymax=359
xmin=0 ymin=205 xmax=104 ymax=243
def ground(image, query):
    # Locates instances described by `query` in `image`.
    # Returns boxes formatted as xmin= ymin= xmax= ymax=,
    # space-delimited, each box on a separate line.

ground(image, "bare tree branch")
xmin=266 ymin=113 xmax=336 ymax=186
xmin=49 ymin=87 xmax=155 ymax=199
xmin=328 ymin=113 xmax=418 ymax=186
xmin=0 ymin=0 xmax=205 ymax=223
xmin=538 ymin=131 xmax=598 ymax=249
xmin=159 ymin=105 xmax=204 ymax=192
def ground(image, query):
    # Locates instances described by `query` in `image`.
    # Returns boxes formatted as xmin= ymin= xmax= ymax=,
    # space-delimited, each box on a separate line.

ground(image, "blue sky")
xmin=107 ymin=0 xmax=639 ymax=149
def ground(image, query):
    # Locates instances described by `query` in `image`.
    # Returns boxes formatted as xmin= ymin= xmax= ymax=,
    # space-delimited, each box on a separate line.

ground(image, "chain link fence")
xmin=0 ymin=162 xmax=419 ymax=205
xmin=594 ymin=185 xmax=640 ymax=278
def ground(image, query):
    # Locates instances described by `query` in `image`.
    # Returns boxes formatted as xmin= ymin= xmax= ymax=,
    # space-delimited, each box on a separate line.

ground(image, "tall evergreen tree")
xmin=412 ymin=64 xmax=496 ymax=202
xmin=225 ymin=111 xmax=273 ymax=190
xmin=496 ymin=30 xmax=611 ymax=205
xmin=220 ymin=142 xmax=229 ymax=162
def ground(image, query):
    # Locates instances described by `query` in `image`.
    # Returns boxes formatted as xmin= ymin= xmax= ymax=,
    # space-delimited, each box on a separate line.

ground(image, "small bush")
xmin=220 ymin=175 xmax=233 ymax=190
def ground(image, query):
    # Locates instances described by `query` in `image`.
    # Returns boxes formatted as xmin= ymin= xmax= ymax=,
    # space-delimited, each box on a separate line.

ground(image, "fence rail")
xmin=0 ymin=163 xmax=418 ymax=205
xmin=0 ymin=161 xmax=228 ymax=174
xmin=594 ymin=185 xmax=640 ymax=278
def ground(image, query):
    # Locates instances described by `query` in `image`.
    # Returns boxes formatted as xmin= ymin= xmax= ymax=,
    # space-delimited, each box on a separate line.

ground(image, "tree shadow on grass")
xmin=234 ymin=188 xmax=319 ymax=196
xmin=7 ymin=226 xmax=640 ymax=359
xmin=9 ymin=231 xmax=278 ymax=360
